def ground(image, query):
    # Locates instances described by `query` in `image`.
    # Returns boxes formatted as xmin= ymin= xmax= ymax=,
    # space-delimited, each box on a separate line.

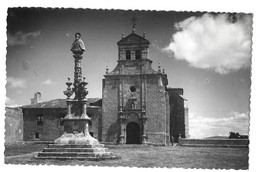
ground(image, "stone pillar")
xmin=118 ymin=107 xmax=126 ymax=144
xmin=142 ymin=122 xmax=147 ymax=144
xmin=67 ymin=100 xmax=72 ymax=118
xmin=82 ymin=100 xmax=90 ymax=120
xmin=73 ymin=54 xmax=83 ymax=100
xmin=141 ymin=107 xmax=148 ymax=144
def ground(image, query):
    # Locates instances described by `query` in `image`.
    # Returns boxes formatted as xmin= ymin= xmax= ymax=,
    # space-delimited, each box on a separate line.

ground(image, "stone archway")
xmin=126 ymin=122 xmax=141 ymax=144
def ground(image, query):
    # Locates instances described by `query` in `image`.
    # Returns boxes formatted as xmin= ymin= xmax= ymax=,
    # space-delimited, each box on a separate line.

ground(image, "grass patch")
xmin=5 ymin=143 xmax=47 ymax=156
xmin=5 ymin=144 xmax=248 ymax=169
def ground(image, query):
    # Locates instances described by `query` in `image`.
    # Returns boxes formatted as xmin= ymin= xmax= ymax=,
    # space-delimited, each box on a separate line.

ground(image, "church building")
xmin=101 ymin=23 xmax=189 ymax=145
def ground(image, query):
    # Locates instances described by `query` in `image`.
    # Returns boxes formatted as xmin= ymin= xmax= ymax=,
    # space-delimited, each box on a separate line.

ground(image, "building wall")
xmin=5 ymin=107 xmax=23 ymax=144
xmin=22 ymin=107 xmax=101 ymax=141
xmin=184 ymin=107 xmax=190 ymax=138
xmin=23 ymin=108 xmax=66 ymax=141
xmin=101 ymin=77 xmax=120 ymax=142
xmin=179 ymin=138 xmax=249 ymax=147
xmin=168 ymin=88 xmax=189 ymax=142
xmin=87 ymin=107 xmax=102 ymax=140
xmin=102 ymin=73 xmax=169 ymax=145
xmin=145 ymin=74 xmax=168 ymax=144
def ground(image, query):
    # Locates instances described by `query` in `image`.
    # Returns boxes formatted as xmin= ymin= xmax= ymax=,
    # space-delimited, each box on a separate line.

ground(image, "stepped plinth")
xmin=37 ymin=144 xmax=120 ymax=161
xmin=36 ymin=32 xmax=120 ymax=161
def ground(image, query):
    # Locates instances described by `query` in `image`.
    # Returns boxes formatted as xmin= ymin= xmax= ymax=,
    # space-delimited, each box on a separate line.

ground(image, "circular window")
xmin=129 ymin=86 xmax=136 ymax=92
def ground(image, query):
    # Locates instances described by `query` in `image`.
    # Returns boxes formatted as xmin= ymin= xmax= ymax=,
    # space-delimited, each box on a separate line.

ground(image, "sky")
xmin=5 ymin=8 xmax=252 ymax=139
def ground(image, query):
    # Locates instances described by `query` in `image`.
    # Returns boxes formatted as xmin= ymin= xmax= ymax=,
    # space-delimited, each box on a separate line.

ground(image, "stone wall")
xmin=179 ymin=138 xmax=249 ymax=147
xmin=5 ymin=107 xmax=23 ymax=144
xmin=87 ymin=107 xmax=102 ymax=140
xmin=102 ymin=73 xmax=169 ymax=145
xmin=23 ymin=107 xmax=101 ymax=141
xmin=145 ymin=74 xmax=168 ymax=144
xmin=168 ymin=88 xmax=188 ymax=142
xmin=23 ymin=108 xmax=66 ymax=141
xmin=102 ymin=77 xmax=120 ymax=142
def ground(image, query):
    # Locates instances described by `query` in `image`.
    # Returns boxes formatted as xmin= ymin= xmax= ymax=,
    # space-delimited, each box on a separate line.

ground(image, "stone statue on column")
xmin=71 ymin=32 xmax=86 ymax=55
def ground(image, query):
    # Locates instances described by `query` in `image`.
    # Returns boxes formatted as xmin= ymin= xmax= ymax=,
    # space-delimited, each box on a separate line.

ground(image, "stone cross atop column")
xmin=55 ymin=32 xmax=97 ymax=145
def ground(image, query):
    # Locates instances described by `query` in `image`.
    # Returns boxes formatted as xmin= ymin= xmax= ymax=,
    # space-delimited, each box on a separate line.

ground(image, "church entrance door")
xmin=126 ymin=122 xmax=141 ymax=144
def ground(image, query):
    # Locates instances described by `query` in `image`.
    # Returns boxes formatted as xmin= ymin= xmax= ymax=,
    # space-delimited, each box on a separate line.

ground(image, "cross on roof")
xmin=131 ymin=14 xmax=137 ymax=33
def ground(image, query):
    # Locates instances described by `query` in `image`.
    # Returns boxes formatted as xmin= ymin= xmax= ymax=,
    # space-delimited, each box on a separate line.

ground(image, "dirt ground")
xmin=4 ymin=143 xmax=248 ymax=169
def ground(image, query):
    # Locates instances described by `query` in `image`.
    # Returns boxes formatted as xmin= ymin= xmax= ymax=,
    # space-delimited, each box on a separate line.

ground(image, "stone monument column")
xmin=54 ymin=32 xmax=98 ymax=145
xmin=37 ymin=32 xmax=120 ymax=161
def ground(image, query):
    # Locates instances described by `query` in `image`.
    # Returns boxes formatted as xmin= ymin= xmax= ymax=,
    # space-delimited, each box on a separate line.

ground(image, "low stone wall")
xmin=179 ymin=138 xmax=249 ymax=148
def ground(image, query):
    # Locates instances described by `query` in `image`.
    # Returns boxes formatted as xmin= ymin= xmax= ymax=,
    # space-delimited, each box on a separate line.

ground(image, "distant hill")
xmin=204 ymin=136 xmax=229 ymax=140
xmin=5 ymin=107 xmax=23 ymax=144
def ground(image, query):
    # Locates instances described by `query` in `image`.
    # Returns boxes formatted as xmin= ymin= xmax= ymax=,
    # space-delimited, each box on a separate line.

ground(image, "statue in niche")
xmin=71 ymin=32 xmax=86 ymax=55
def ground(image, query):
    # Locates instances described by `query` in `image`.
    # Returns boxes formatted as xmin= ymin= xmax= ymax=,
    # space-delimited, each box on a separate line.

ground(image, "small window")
xmin=89 ymin=121 xmax=92 ymax=127
xmin=37 ymin=114 xmax=43 ymax=125
xmin=130 ymin=86 xmax=136 ymax=92
xmin=58 ymin=113 xmax=66 ymax=126
xmin=35 ymin=133 xmax=40 ymax=139
xmin=126 ymin=50 xmax=131 ymax=60
xmin=135 ymin=50 xmax=141 ymax=59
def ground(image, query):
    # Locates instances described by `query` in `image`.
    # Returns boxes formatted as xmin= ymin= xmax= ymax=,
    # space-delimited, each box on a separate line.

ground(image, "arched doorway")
xmin=126 ymin=122 xmax=141 ymax=144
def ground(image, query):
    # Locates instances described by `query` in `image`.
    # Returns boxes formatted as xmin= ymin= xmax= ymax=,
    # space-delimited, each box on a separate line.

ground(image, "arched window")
xmin=126 ymin=50 xmax=131 ymax=60
xmin=135 ymin=50 xmax=141 ymax=59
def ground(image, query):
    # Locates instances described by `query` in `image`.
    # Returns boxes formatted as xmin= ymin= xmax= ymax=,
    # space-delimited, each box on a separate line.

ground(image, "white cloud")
xmin=5 ymin=96 xmax=14 ymax=105
xmin=164 ymin=13 xmax=252 ymax=74
xmin=6 ymin=77 xmax=26 ymax=88
xmin=189 ymin=111 xmax=249 ymax=138
xmin=7 ymin=31 xmax=41 ymax=46
xmin=5 ymin=96 xmax=21 ymax=107
xmin=42 ymin=79 xmax=55 ymax=85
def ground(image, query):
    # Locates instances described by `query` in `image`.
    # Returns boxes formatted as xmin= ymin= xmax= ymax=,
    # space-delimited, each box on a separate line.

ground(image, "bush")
xmin=229 ymin=131 xmax=248 ymax=139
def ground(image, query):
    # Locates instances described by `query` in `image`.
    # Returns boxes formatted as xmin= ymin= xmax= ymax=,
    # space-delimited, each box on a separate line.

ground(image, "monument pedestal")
xmin=37 ymin=118 xmax=120 ymax=160
xmin=54 ymin=118 xmax=99 ymax=145
xmin=37 ymin=144 xmax=120 ymax=161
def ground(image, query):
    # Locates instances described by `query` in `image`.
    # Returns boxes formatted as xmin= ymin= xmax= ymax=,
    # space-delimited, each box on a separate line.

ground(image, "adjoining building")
xmin=21 ymin=97 xmax=102 ymax=141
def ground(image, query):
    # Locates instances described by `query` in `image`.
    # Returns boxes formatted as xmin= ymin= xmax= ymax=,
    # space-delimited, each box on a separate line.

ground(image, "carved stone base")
xmin=54 ymin=132 xmax=99 ymax=145
xmin=54 ymin=118 xmax=98 ymax=145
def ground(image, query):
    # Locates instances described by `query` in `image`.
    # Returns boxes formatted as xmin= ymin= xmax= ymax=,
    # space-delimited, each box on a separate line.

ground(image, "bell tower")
xmin=102 ymin=16 xmax=169 ymax=145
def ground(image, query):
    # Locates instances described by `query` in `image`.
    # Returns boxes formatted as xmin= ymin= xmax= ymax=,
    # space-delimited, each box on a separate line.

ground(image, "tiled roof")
xmin=21 ymin=98 xmax=101 ymax=109
xmin=179 ymin=95 xmax=188 ymax=101
xmin=117 ymin=33 xmax=150 ymax=46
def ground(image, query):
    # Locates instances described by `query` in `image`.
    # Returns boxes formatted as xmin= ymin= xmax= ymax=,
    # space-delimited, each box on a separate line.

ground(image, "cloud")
xmin=189 ymin=111 xmax=249 ymax=138
xmin=7 ymin=31 xmax=41 ymax=46
xmin=5 ymin=96 xmax=21 ymax=107
xmin=42 ymin=79 xmax=55 ymax=86
xmin=6 ymin=77 xmax=26 ymax=88
xmin=5 ymin=96 xmax=15 ymax=105
xmin=164 ymin=13 xmax=252 ymax=74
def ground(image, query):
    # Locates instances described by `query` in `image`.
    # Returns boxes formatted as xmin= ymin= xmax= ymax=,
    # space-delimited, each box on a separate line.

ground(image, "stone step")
xmin=48 ymin=144 xmax=104 ymax=149
xmin=38 ymin=152 xmax=112 ymax=158
xmin=43 ymin=147 xmax=107 ymax=153
xmin=36 ymin=155 xmax=121 ymax=161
